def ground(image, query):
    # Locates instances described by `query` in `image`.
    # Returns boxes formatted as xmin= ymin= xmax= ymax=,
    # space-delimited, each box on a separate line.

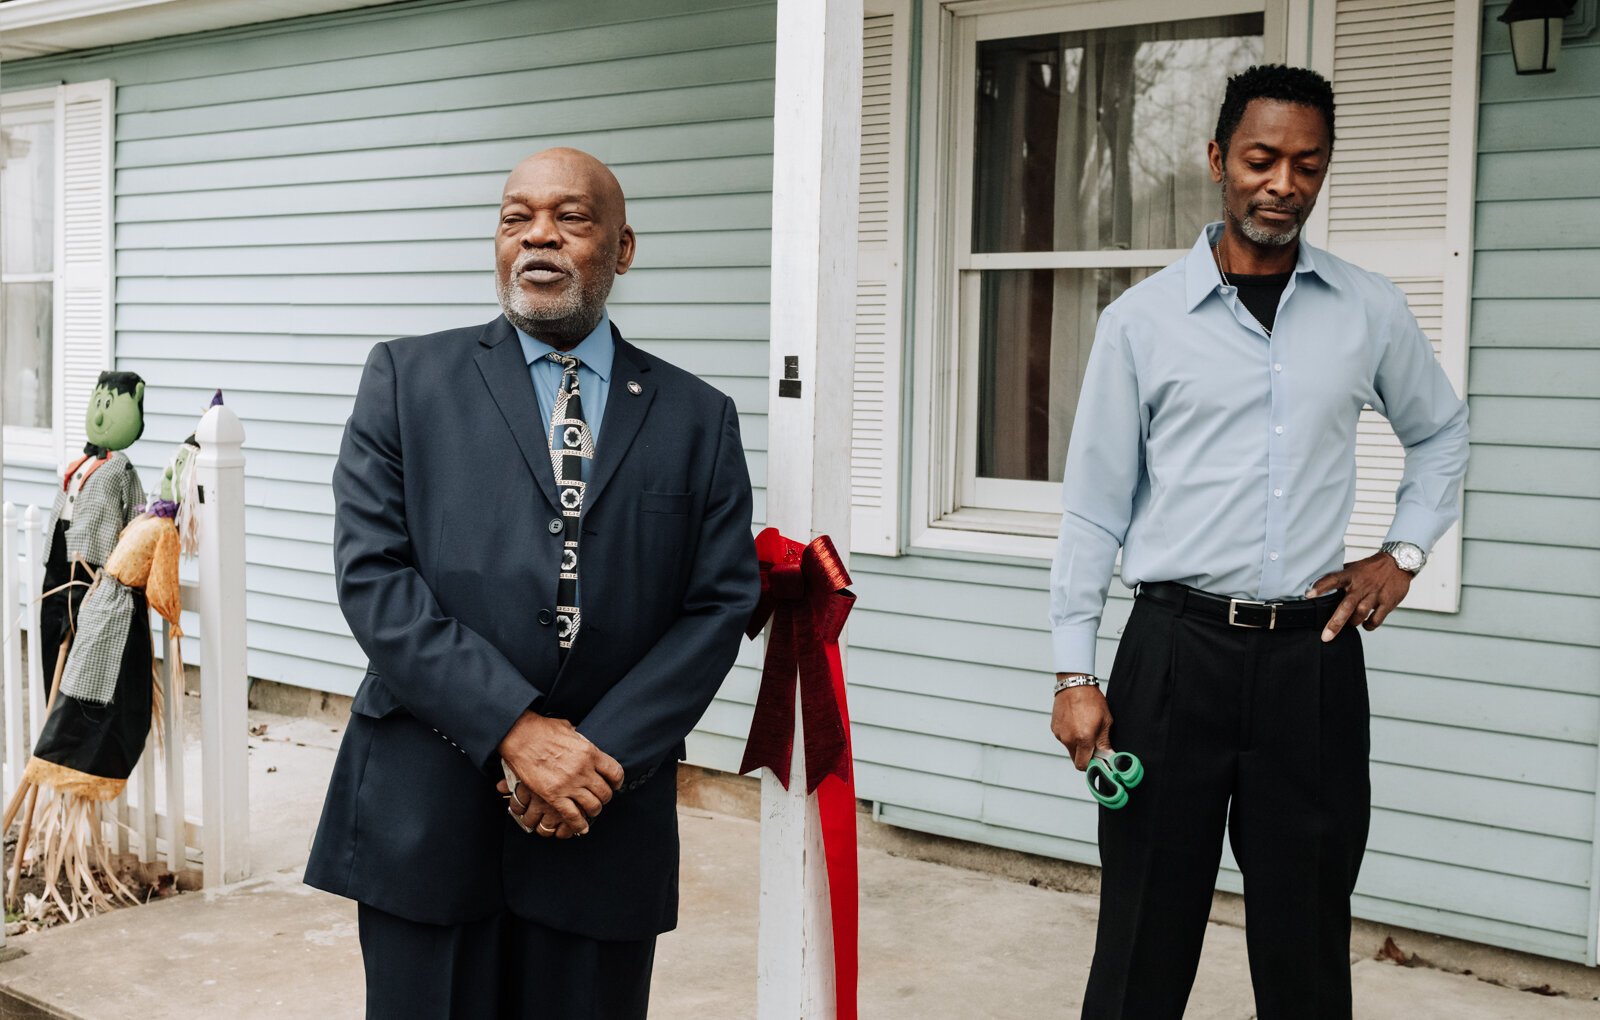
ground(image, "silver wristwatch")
xmin=1054 ymin=674 xmax=1100 ymax=696
xmin=1380 ymin=541 xmax=1426 ymax=575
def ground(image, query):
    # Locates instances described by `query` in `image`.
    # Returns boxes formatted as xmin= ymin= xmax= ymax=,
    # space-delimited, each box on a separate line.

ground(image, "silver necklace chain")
xmin=1213 ymin=242 xmax=1232 ymax=288
xmin=1214 ymin=241 xmax=1271 ymax=336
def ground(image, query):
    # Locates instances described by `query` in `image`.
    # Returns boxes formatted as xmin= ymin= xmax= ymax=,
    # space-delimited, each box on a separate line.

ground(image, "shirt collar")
xmin=514 ymin=311 xmax=615 ymax=381
xmin=1183 ymin=222 xmax=1338 ymax=313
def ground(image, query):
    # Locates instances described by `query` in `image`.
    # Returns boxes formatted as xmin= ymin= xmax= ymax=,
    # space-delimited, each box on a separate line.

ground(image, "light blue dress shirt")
xmin=1049 ymin=223 xmax=1470 ymax=674
xmin=514 ymin=310 xmax=614 ymax=475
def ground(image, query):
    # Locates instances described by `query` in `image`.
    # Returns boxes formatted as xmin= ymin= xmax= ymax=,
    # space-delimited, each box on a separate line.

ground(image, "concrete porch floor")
xmin=0 ymin=707 xmax=1592 ymax=1019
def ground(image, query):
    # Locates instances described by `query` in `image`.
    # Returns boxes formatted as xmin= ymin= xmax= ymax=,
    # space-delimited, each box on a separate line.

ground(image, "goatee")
xmin=1220 ymin=177 xmax=1309 ymax=248
xmin=497 ymin=247 xmax=618 ymax=346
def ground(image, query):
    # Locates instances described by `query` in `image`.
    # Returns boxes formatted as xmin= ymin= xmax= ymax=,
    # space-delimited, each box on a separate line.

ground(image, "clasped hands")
xmin=495 ymin=711 xmax=623 ymax=840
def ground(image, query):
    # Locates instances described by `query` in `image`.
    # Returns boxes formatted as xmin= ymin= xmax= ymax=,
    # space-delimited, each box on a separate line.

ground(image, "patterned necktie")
xmin=545 ymin=353 xmax=594 ymax=654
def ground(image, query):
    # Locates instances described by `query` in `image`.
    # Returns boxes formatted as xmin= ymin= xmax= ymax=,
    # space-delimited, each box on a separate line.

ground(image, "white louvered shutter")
xmin=56 ymin=80 xmax=115 ymax=465
xmin=1312 ymin=0 xmax=1476 ymax=612
xmin=851 ymin=4 xmax=910 ymax=556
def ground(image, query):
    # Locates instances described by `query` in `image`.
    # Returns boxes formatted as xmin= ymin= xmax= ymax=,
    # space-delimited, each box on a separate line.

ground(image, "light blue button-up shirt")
xmin=1049 ymin=224 xmax=1470 ymax=674
xmin=514 ymin=311 xmax=615 ymax=475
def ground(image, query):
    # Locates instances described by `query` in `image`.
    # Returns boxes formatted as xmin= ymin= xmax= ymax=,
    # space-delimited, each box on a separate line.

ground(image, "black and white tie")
xmin=546 ymin=353 xmax=593 ymax=654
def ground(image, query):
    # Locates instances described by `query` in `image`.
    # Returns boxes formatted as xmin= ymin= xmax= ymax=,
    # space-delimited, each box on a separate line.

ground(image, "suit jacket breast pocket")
xmin=640 ymin=490 xmax=693 ymax=516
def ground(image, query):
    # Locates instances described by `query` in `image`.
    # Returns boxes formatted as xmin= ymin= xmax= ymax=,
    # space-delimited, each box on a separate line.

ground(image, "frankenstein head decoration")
xmin=84 ymin=371 xmax=146 ymax=454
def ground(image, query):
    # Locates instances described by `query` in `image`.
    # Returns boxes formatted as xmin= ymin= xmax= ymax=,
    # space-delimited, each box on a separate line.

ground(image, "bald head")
xmin=503 ymin=147 xmax=627 ymax=228
xmin=494 ymin=148 xmax=636 ymax=349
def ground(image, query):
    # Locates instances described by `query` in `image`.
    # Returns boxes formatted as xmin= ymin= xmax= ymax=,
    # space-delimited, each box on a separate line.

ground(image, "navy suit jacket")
xmin=305 ymin=316 xmax=759 ymax=939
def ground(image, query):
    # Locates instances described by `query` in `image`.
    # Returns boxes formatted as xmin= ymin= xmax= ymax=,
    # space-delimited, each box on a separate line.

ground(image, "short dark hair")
xmin=97 ymin=370 xmax=145 ymax=399
xmin=1213 ymin=65 xmax=1335 ymax=160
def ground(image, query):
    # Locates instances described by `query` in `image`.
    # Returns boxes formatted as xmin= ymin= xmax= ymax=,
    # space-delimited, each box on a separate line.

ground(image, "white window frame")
xmin=908 ymin=0 xmax=1304 ymax=558
xmin=1 ymin=85 xmax=66 ymax=469
xmin=1 ymin=79 xmax=114 ymax=474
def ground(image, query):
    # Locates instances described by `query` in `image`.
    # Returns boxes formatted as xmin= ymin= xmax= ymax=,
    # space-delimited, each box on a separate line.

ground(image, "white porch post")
xmin=196 ymin=403 xmax=249 ymax=886
xmin=760 ymin=0 xmax=863 ymax=1016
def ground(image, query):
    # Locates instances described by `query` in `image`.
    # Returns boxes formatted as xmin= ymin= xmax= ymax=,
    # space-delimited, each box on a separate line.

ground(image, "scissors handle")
xmin=1086 ymin=748 xmax=1145 ymax=810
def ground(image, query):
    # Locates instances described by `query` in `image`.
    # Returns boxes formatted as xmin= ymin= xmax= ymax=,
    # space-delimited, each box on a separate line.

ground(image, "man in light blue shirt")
xmin=1053 ymin=68 xmax=1468 ymax=1019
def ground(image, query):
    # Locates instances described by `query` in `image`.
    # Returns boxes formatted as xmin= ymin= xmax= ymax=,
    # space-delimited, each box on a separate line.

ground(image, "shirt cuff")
xmin=1052 ymin=623 xmax=1101 ymax=677
xmin=1384 ymin=502 xmax=1451 ymax=554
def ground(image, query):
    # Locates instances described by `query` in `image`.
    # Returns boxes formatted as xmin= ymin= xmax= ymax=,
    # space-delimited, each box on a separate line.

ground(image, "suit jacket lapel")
xmin=475 ymin=317 xmax=561 ymax=513
xmin=585 ymin=327 xmax=655 ymax=512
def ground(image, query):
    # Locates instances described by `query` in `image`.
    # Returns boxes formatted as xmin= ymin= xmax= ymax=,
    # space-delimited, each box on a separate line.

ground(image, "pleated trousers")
xmin=1081 ymin=586 xmax=1371 ymax=1020
xmin=358 ymin=903 xmax=656 ymax=1019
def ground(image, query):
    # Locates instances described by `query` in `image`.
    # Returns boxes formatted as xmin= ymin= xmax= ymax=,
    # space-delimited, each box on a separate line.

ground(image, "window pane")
xmin=976 ymin=267 xmax=1153 ymax=484
xmin=2 ymin=282 xmax=53 ymax=429
xmin=1 ymin=117 xmax=56 ymax=274
xmin=973 ymin=14 xmax=1263 ymax=254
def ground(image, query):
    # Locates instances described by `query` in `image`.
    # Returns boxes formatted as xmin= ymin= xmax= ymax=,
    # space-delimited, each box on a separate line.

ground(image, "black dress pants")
xmin=358 ymin=903 xmax=656 ymax=1019
xmin=1081 ymin=587 xmax=1370 ymax=1020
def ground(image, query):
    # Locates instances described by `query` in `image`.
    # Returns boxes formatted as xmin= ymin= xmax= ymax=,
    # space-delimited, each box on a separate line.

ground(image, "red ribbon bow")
xmin=739 ymin=528 xmax=855 ymax=791
xmin=739 ymin=527 xmax=860 ymax=1019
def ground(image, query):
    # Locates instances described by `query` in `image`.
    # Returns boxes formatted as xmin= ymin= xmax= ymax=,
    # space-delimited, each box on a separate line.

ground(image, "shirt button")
xmin=1274 ymin=488 xmax=1283 ymax=498
xmin=548 ymin=518 xmax=563 ymax=534
xmin=1269 ymin=551 xmax=1279 ymax=561
xmin=1273 ymin=363 xmax=1283 ymax=372
xmin=1274 ymin=425 xmax=1284 ymax=435
xmin=537 ymin=609 xmax=553 ymax=626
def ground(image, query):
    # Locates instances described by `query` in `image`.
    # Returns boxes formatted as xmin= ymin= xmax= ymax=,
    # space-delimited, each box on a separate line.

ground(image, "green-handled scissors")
xmin=1086 ymin=748 xmax=1144 ymax=810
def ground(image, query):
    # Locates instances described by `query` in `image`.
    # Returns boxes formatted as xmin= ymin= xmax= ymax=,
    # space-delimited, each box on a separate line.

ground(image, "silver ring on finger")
xmin=536 ymin=820 xmax=558 ymax=836
xmin=509 ymin=786 xmax=528 ymax=811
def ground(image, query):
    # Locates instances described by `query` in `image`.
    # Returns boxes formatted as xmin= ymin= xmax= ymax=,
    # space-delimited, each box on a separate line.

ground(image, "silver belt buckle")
xmin=1227 ymin=598 xmax=1278 ymax=629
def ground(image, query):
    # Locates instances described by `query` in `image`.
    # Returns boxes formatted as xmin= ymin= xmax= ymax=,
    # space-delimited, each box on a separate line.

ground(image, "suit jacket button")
xmin=548 ymin=518 xmax=563 ymax=534
xmin=537 ymin=609 xmax=553 ymax=626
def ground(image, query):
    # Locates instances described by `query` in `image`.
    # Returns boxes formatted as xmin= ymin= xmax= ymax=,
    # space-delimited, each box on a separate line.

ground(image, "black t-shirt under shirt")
xmin=1228 ymin=270 xmax=1293 ymax=333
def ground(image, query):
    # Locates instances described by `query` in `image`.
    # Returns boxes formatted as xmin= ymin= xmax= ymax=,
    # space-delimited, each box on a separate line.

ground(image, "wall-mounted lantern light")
xmin=1499 ymin=0 xmax=1579 ymax=75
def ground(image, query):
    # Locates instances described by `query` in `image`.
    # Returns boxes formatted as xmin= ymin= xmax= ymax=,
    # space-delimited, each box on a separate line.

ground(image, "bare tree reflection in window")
xmin=1 ymin=115 xmax=56 ymax=432
xmin=973 ymin=16 xmax=1262 ymax=484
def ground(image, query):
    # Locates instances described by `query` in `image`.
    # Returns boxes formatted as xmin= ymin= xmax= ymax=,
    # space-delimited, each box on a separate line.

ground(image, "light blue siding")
xmin=1 ymin=0 xmax=1594 ymax=968
xmin=2 ymin=0 xmax=777 ymax=695
xmin=696 ymin=0 xmax=1600 ymax=967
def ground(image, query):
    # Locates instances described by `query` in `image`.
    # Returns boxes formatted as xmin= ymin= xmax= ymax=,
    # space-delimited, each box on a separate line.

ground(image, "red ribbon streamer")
xmin=740 ymin=527 xmax=858 ymax=1019
xmin=739 ymin=528 xmax=854 ymax=792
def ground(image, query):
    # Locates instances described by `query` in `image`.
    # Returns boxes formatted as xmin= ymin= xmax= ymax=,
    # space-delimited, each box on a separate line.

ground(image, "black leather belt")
xmin=1138 ymin=581 xmax=1341 ymax=630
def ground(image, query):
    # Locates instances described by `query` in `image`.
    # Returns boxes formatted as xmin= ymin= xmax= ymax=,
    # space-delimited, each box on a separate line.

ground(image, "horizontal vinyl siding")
xmin=2 ymin=466 xmax=58 ymax=513
xmin=2 ymin=0 xmax=777 ymax=695
xmin=692 ymin=4 xmax=1600 ymax=965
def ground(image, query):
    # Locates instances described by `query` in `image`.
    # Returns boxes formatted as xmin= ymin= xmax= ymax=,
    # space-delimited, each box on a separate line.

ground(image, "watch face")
xmin=1390 ymin=545 xmax=1422 ymax=571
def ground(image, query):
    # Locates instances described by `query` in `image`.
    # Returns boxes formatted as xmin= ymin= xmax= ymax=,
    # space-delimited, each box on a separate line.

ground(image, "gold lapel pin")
xmin=627 ymin=381 xmax=643 ymax=395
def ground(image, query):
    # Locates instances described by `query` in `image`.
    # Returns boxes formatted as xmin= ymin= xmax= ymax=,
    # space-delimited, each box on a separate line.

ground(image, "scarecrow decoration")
xmin=3 ymin=392 xmax=218 ymax=919
xmin=36 ymin=372 xmax=148 ymax=701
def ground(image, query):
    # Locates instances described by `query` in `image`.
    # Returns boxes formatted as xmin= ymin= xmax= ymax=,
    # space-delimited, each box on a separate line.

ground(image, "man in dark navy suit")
xmin=305 ymin=148 xmax=760 ymax=1018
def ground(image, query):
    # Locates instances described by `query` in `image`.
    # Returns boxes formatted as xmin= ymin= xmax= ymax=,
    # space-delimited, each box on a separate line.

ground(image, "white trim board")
xmin=0 ymin=0 xmax=402 ymax=60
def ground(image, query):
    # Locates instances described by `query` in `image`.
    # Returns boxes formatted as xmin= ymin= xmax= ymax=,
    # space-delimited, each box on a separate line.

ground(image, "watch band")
xmin=1054 ymin=674 xmax=1100 ymax=696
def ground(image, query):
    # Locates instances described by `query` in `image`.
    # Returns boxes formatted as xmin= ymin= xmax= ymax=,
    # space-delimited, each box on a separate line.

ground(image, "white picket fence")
xmin=0 ymin=403 xmax=251 ymax=909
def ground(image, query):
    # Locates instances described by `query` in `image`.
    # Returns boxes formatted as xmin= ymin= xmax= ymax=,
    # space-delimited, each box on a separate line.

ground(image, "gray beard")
xmin=1221 ymin=178 xmax=1306 ymax=248
xmin=1238 ymin=212 xmax=1301 ymax=247
xmin=496 ymin=252 xmax=616 ymax=347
